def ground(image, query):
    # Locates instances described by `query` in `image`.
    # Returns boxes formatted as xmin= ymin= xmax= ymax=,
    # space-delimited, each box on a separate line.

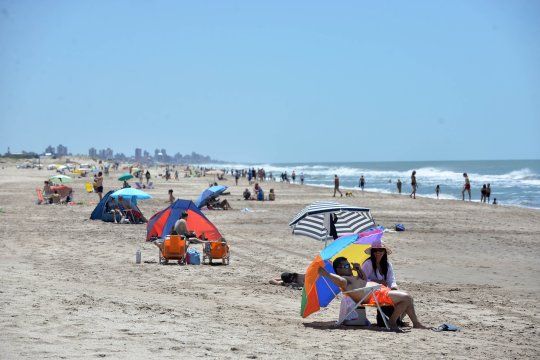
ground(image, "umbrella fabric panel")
xmin=289 ymin=201 xmax=370 ymax=226
xmin=292 ymin=210 xmax=375 ymax=241
xmin=111 ymin=188 xmax=152 ymax=200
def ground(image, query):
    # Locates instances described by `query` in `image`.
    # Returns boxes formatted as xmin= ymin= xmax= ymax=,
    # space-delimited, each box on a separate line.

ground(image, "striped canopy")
xmin=289 ymin=201 xmax=375 ymax=241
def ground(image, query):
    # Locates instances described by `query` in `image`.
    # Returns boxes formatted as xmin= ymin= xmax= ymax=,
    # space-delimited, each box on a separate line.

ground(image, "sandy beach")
xmin=0 ymin=162 xmax=539 ymax=359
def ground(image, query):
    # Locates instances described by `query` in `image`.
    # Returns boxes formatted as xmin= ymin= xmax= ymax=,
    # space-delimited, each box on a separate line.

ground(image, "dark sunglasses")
xmin=337 ymin=263 xmax=351 ymax=269
xmin=372 ymin=248 xmax=386 ymax=253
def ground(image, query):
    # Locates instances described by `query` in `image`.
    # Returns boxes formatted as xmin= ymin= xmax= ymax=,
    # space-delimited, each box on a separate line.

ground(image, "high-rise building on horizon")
xmin=56 ymin=144 xmax=68 ymax=157
xmin=89 ymin=147 xmax=97 ymax=158
xmin=45 ymin=145 xmax=55 ymax=155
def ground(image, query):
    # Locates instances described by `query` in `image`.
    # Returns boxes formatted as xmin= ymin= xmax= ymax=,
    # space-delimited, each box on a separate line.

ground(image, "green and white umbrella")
xmin=118 ymin=173 xmax=134 ymax=181
xmin=50 ymin=175 xmax=73 ymax=184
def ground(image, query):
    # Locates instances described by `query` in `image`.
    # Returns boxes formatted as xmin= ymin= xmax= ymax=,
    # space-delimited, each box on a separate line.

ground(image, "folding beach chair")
xmin=202 ymin=240 xmax=230 ymax=265
xmin=36 ymin=188 xmax=47 ymax=204
xmin=147 ymin=181 xmax=154 ymax=189
xmin=158 ymin=235 xmax=187 ymax=264
xmin=336 ymin=284 xmax=390 ymax=329
xmin=134 ymin=182 xmax=142 ymax=189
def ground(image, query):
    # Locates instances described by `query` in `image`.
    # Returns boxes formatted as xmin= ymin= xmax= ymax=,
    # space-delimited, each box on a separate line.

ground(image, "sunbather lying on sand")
xmin=269 ymin=272 xmax=305 ymax=288
xmin=207 ymin=197 xmax=232 ymax=210
xmin=318 ymin=257 xmax=428 ymax=330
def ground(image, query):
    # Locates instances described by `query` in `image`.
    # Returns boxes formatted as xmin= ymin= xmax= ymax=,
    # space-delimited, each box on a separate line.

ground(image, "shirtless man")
xmin=95 ymin=172 xmax=104 ymax=201
xmin=318 ymin=257 xmax=427 ymax=330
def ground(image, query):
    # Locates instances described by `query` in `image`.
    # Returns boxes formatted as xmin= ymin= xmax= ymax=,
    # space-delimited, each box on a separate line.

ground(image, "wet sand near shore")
xmin=0 ymin=163 xmax=539 ymax=359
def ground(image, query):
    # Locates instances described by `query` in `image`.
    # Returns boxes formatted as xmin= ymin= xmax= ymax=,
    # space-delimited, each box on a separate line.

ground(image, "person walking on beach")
xmin=462 ymin=173 xmax=471 ymax=201
xmin=410 ymin=171 xmax=417 ymax=199
xmin=95 ymin=171 xmax=104 ymax=201
xmin=300 ymin=172 xmax=304 ymax=185
xmin=168 ymin=189 xmax=175 ymax=204
xmin=486 ymin=183 xmax=491 ymax=203
xmin=396 ymin=179 xmax=402 ymax=194
xmin=145 ymin=170 xmax=151 ymax=185
xmin=292 ymin=171 xmax=296 ymax=183
xmin=333 ymin=175 xmax=343 ymax=197
xmin=359 ymin=175 xmax=365 ymax=192
xmin=435 ymin=185 xmax=440 ymax=199
xmin=235 ymin=170 xmax=240 ymax=186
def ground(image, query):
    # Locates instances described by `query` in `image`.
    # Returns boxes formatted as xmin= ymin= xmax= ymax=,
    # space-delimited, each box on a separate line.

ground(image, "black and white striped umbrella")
xmin=289 ymin=201 xmax=375 ymax=241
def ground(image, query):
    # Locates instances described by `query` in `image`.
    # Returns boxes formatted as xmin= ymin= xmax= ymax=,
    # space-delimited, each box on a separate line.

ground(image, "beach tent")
xmin=289 ymin=201 xmax=375 ymax=244
xmin=146 ymin=199 xmax=222 ymax=241
xmin=194 ymin=185 xmax=228 ymax=208
xmin=90 ymin=190 xmax=145 ymax=222
xmin=90 ymin=190 xmax=115 ymax=221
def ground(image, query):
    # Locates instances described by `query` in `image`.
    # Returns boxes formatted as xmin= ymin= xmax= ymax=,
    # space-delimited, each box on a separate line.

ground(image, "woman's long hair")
xmin=370 ymin=250 xmax=389 ymax=280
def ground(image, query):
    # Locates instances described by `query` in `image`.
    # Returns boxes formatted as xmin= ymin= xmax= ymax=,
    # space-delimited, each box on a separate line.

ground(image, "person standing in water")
xmin=396 ymin=179 xmax=402 ymax=194
xmin=486 ymin=183 xmax=491 ymax=203
xmin=462 ymin=173 xmax=471 ymax=201
xmin=410 ymin=171 xmax=417 ymax=199
xmin=435 ymin=185 xmax=440 ymax=199
xmin=359 ymin=175 xmax=365 ymax=192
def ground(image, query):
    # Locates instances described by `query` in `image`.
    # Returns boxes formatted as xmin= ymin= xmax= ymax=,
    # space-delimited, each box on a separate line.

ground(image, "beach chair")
xmin=36 ymin=188 xmax=47 ymax=204
xmin=147 ymin=181 xmax=154 ymax=189
xmin=202 ymin=240 xmax=230 ymax=265
xmin=159 ymin=235 xmax=187 ymax=264
xmin=134 ymin=182 xmax=142 ymax=189
xmin=85 ymin=182 xmax=94 ymax=193
xmin=336 ymin=284 xmax=390 ymax=329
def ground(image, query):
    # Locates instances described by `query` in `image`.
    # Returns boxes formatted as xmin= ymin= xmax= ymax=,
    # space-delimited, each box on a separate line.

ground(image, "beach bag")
xmin=186 ymin=248 xmax=201 ymax=265
xmin=395 ymin=224 xmax=405 ymax=231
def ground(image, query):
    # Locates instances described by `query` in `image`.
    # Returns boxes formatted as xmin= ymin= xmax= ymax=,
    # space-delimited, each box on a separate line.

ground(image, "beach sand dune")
xmin=0 ymin=165 xmax=539 ymax=359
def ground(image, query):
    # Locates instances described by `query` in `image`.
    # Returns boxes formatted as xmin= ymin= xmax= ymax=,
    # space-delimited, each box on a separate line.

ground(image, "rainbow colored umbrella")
xmin=300 ymin=227 xmax=384 ymax=318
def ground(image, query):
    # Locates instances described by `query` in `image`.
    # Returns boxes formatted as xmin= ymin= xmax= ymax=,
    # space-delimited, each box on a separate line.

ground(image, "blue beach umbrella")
xmin=195 ymin=185 xmax=228 ymax=208
xmin=110 ymin=188 xmax=152 ymax=200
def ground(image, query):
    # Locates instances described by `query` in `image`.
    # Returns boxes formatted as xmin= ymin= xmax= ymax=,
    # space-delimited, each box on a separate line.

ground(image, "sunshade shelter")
xmin=90 ymin=190 xmax=146 ymax=222
xmin=289 ymin=201 xmax=375 ymax=244
xmin=194 ymin=185 xmax=228 ymax=208
xmin=146 ymin=199 xmax=222 ymax=241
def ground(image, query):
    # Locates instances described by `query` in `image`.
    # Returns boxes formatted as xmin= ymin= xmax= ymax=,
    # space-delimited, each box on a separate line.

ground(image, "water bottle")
xmin=135 ymin=249 xmax=141 ymax=264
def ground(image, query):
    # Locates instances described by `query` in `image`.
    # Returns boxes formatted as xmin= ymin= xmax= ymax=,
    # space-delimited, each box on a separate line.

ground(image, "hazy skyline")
xmin=1 ymin=1 xmax=539 ymax=163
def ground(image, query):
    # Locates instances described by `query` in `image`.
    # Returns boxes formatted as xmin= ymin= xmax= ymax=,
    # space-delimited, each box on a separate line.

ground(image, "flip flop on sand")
xmin=432 ymin=323 xmax=461 ymax=332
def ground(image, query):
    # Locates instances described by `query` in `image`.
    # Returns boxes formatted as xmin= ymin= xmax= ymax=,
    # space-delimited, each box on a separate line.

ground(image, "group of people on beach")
xmin=272 ymin=240 xmax=427 ymax=330
xmin=343 ymin=171 xmax=498 ymax=204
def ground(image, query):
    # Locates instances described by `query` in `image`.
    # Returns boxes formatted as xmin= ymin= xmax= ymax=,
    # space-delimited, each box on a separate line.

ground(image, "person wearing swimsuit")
xmin=462 ymin=173 xmax=471 ymax=201
xmin=410 ymin=171 xmax=417 ymax=199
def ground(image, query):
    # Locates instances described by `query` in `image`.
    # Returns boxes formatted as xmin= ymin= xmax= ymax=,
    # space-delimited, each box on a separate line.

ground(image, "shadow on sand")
xmin=302 ymin=321 xmax=408 ymax=333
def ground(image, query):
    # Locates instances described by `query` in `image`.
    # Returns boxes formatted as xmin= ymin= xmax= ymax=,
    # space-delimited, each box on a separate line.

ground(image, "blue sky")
xmin=0 ymin=0 xmax=539 ymax=163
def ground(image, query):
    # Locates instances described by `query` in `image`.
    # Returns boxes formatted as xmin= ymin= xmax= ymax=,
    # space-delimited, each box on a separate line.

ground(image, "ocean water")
xmin=209 ymin=160 xmax=540 ymax=210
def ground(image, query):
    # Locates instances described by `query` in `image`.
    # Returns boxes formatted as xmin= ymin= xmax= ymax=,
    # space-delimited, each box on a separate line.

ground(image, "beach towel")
xmin=395 ymin=224 xmax=405 ymax=231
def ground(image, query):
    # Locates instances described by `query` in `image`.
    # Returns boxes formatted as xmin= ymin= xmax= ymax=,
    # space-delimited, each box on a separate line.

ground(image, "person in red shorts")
xmin=462 ymin=172 xmax=471 ymax=201
xmin=318 ymin=257 xmax=428 ymax=330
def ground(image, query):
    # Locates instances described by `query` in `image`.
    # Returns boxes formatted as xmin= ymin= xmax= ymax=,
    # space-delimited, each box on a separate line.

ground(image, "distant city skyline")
xmin=1 ymin=1 xmax=539 ymax=162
